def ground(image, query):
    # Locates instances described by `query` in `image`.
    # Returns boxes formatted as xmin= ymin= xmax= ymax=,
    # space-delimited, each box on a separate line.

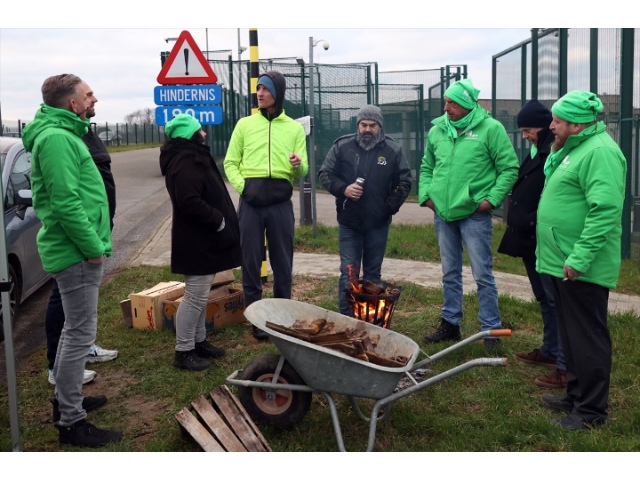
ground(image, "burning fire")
xmin=346 ymin=264 xmax=400 ymax=329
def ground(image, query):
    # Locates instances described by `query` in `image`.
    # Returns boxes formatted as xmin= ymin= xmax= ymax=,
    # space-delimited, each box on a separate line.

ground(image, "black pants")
xmin=45 ymin=280 xmax=65 ymax=371
xmin=550 ymin=276 xmax=611 ymax=423
xmin=238 ymin=198 xmax=295 ymax=307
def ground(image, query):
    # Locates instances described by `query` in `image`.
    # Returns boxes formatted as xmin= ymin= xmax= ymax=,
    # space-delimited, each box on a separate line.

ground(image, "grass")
xmin=1 ymin=222 xmax=640 ymax=454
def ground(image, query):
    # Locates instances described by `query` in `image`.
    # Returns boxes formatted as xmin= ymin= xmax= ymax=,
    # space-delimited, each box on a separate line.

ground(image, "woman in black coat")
xmin=159 ymin=114 xmax=241 ymax=371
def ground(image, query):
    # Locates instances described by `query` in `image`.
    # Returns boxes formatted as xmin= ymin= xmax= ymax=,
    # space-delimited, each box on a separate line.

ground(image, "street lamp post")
xmin=307 ymin=37 xmax=329 ymax=238
xmin=237 ymin=28 xmax=247 ymax=111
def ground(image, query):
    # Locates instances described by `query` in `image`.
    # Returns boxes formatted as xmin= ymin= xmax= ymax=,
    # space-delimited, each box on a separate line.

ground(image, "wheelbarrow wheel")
xmin=238 ymin=354 xmax=312 ymax=428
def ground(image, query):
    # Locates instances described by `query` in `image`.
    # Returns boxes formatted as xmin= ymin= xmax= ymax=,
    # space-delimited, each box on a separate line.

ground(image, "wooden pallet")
xmin=175 ymin=385 xmax=271 ymax=452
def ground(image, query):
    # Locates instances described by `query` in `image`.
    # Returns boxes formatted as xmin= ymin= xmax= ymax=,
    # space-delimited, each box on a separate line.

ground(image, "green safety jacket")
xmin=22 ymin=104 xmax=111 ymax=273
xmin=224 ymin=110 xmax=308 ymax=198
xmin=419 ymin=107 xmax=519 ymax=222
xmin=536 ymin=121 xmax=627 ymax=288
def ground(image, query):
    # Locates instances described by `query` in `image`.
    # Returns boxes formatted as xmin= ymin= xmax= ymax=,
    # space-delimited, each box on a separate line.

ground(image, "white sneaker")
xmin=48 ymin=369 xmax=97 ymax=385
xmin=86 ymin=344 xmax=119 ymax=363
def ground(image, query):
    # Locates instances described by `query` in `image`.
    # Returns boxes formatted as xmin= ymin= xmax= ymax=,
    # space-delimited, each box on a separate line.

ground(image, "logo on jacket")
xmin=377 ymin=156 xmax=387 ymax=165
xmin=561 ymin=155 xmax=570 ymax=165
xmin=465 ymin=130 xmax=479 ymax=140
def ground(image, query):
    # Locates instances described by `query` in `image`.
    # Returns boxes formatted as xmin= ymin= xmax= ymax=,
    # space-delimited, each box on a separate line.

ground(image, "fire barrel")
xmin=345 ymin=280 xmax=401 ymax=329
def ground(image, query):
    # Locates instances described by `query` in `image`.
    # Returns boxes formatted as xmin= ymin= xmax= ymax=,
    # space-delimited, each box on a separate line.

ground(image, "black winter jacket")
xmin=159 ymin=138 xmax=241 ymax=275
xmin=318 ymin=133 xmax=412 ymax=229
xmin=83 ymin=128 xmax=116 ymax=230
xmin=498 ymin=128 xmax=554 ymax=259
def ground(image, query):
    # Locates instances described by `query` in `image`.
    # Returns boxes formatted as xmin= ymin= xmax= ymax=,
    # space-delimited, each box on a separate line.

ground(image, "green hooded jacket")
xmin=419 ymin=106 xmax=519 ymax=221
xmin=21 ymin=104 xmax=111 ymax=274
xmin=536 ymin=121 xmax=626 ymax=288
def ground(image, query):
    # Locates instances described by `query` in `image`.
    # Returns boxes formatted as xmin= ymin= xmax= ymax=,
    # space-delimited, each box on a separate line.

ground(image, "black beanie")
xmin=517 ymin=99 xmax=552 ymax=128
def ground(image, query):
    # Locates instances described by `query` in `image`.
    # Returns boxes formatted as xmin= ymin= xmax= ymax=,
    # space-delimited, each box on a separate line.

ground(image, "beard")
xmin=356 ymin=129 xmax=382 ymax=151
xmin=551 ymin=136 xmax=566 ymax=152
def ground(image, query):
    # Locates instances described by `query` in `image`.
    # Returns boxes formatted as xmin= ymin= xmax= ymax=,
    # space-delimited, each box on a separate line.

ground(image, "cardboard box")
xmin=120 ymin=299 xmax=133 ymax=328
xmin=163 ymin=287 xmax=246 ymax=332
xmin=129 ymin=281 xmax=186 ymax=330
xmin=211 ymin=269 xmax=235 ymax=287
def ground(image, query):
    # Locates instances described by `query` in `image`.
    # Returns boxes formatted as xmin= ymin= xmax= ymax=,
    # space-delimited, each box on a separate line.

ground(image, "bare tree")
xmin=124 ymin=108 xmax=156 ymax=124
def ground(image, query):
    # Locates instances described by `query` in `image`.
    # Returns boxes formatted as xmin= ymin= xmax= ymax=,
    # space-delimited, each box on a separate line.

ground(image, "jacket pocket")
xmin=442 ymin=184 xmax=478 ymax=221
xmin=213 ymin=223 xmax=240 ymax=251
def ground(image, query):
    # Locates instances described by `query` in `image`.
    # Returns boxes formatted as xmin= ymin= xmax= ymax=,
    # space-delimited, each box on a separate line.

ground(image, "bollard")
xmin=302 ymin=181 xmax=312 ymax=226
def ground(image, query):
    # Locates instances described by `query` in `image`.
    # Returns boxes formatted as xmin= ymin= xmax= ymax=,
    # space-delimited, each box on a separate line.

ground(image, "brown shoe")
xmin=514 ymin=348 xmax=556 ymax=368
xmin=534 ymin=369 xmax=567 ymax=389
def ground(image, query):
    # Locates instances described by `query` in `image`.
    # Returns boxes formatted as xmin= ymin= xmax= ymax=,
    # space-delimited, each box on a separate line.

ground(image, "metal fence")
xmin=492 ymin=27 xmax=640 ymax=260
xmin=0 ymin=119 xmax=164 ymax=147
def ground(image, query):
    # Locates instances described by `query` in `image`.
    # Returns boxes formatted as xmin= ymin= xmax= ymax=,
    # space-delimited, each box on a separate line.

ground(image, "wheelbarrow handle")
xmin=489 ymin=329 xmax=512 ymax=337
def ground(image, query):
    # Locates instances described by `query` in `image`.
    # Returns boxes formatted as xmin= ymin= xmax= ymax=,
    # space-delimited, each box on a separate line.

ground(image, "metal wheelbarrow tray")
xmin=226 ymin=298 xmax=511 ymax=452
xmin=244 ymin=298 xmax=420 ymax=399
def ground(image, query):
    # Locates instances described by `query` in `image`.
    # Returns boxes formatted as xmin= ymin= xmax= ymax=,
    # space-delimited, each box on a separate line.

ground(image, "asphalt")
xmin=130 ymin=184 xmax=640 ymax=317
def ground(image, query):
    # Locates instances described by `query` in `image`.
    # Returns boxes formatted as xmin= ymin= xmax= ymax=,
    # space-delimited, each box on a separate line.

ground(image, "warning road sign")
xmin=157 ymin=30 xmax=218 ymax=85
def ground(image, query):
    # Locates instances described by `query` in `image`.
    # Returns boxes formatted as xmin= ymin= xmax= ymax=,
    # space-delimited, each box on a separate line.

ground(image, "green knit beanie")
xmin=165 ymin=114 xmax=202 ymax=139
xmin=444 ymin=79 xmax=480 ymax=110
xmin=551 ymin=90 xmax=603 ymax=124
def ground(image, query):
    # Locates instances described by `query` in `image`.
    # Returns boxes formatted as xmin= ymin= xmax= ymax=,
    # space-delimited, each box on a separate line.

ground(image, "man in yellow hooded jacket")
xmin=224 ymin=71 xmax=308 ymax=340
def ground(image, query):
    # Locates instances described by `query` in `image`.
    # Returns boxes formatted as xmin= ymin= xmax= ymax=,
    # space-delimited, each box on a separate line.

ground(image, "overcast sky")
xmin=0 ymin=4 xmax=622 ymax=127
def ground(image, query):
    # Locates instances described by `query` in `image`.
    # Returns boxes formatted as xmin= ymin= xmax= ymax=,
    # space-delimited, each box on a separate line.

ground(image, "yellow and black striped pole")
xmin=248 ymin=28 xmax=268 ymax=284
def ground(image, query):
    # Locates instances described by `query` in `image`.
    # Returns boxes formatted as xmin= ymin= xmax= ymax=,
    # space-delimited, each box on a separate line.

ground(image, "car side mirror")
xmin=15 ymin=189 xmax=33 ymax=220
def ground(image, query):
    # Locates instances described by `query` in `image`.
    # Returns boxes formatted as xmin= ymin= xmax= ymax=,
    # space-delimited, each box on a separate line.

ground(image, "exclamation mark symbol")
xmin=184 ymin=49 xmax=190 ymax=76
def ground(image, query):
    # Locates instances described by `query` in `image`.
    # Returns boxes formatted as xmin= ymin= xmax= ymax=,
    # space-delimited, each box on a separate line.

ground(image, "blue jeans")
xmin=175 ymin=273 xmax=215 ymax=352
xmin=522 ymin=257 xmax=565 ymax=370
xmin=338 ymin=223 xmax=390 ymax=316
xmin=434 ymin=212 xmax=501 ymax=332
xmin=52 ymin=260 xmax=103 ymax=427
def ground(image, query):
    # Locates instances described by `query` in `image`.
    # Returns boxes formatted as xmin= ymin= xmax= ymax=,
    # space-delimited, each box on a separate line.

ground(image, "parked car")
xmin=0 ymin=137 xmax=50 ymax=341
xmin=98 ymin=130 xmax=123 ymax=146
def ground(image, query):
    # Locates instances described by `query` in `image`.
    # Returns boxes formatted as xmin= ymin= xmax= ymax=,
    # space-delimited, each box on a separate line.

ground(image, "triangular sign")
xmin=157 ymin=30 xmax=218 ymax=85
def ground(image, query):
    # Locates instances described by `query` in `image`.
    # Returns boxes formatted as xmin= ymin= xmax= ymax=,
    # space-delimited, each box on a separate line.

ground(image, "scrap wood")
xmin=265 ymin=321 xmax=312 ymax=341
xmin=210 ymin=386 xmax=271 ymax=452
xmin=175 ymin=385 xmax=271 ymax=452
xmin=175 ymin=408 xmax=226 ymax=452
xmin=191 ymin=396 xmax=246 ymax=452
xmin=291 ymin=318 xmax=327 ymax=334
xmin=266 ymin=318 xmax=408 ymax=368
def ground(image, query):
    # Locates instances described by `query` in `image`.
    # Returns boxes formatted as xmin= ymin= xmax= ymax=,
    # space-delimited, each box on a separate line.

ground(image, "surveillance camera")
xmin=322 ymin=42 xmax=330 ymax=51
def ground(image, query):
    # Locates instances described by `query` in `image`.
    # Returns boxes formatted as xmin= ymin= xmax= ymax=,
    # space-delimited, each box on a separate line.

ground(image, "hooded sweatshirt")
xmin=224 ymin=71 xmax=308 ymax=206
xmin=22 ymin=104 xmax=111 ymax=274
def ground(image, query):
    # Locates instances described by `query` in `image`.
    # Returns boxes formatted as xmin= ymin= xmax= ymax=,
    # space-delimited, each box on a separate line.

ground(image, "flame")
xmin=350 ymin=295 xmax=394 ymax=329
xmin=347 ymin=264 xmax=361 ymax=292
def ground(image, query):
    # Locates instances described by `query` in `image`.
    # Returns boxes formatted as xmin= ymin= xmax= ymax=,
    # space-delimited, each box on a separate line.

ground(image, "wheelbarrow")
xmin=226 ymin=298 xmax=511 ymax=452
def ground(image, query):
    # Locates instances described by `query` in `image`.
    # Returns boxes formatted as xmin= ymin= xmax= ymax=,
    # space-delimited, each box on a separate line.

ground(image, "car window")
xmin=5 ymin=149 xmax=31 ymax=210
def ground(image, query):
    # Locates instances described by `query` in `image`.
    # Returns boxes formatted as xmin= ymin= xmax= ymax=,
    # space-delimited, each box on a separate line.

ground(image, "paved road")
xmin=1 ymin=148 xmax=171 ymax=383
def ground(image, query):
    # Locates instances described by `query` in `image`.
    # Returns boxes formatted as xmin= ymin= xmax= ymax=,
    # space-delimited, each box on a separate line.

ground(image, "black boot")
xmin=252 ymin=325 xmax=269 ymax=341
xmin=422 ymin=319 xmax=461 ymax=344
xmin=173 ymin=350 xmax=211 ymax=371
xmin=58 ymin=419 xmax=123 ymax=447
xmin=195 ymin=340 xmax=225 ymax=359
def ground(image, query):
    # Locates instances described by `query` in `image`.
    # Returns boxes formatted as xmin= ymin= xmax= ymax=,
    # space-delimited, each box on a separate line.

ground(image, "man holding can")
xmin=319 ymin=105 xmax=412 ymax=316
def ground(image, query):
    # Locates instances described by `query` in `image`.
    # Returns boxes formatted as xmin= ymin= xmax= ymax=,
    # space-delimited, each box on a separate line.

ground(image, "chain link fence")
xmin=493 ymin=27 xmax=640 ymax=260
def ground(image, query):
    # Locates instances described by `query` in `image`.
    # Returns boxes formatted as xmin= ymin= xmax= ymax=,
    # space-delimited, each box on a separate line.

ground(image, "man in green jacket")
xmin=419 ymin=78 xmax=519 ymax=352
xmin=22 ymin=74 xmax=122 ymax=447
xmin=224 ymin=71 xmax=308 ymax=340
xmin=536 ymin=91 xmax=626 ymax=430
